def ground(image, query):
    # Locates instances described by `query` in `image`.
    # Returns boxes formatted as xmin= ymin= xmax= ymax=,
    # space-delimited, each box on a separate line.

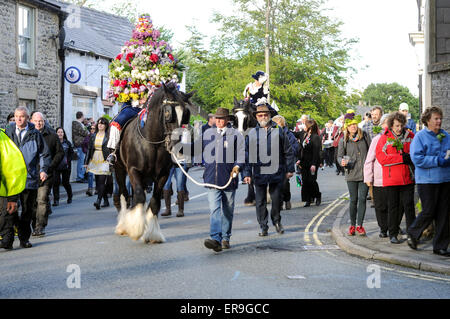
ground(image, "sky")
xmin=130 ymin=0 xmax=420 ymax=97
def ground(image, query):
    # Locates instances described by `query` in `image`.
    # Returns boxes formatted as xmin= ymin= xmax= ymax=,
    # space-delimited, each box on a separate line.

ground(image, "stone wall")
xmin=431 ymin=0 xmax=450 ymax=131
xmin=431 ymin=70 xmax=450 ymax=132
xmin=0 ymin=0 xmax=62 ymax=128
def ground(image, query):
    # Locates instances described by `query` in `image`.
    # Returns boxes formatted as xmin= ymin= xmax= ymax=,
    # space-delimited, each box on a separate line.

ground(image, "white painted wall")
xmin=63 ymin=50 xmax=119 ymax=181
xmin=63 ymin=51 xmax=119 ymax=142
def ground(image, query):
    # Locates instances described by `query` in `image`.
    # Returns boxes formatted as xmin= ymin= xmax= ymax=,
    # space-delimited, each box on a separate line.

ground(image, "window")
xmin=18 ymin=99 xmax=35 ymax=112
xmin=103 ymin=107 xmax=111 ymax=117
xmin=18 ymin=5 xmax=35 ymax=70
xmin=73 ymin=96 xmax=94 ymax=120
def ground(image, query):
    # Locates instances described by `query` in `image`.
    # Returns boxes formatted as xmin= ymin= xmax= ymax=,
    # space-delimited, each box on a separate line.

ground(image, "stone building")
xmin=46 ymin=1 xmax=133 ymax=143
xmin=0 ymin=0 xmax=67 ymax=127
xmin=412 ymin=0 xmax=450 ymax=131
xmin=428 ymin=0 xmax=450 ymax=131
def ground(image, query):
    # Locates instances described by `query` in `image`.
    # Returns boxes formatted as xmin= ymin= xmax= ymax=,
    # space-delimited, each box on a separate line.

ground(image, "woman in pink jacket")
xmin=364 ymin=114 xmax=389 ymax=238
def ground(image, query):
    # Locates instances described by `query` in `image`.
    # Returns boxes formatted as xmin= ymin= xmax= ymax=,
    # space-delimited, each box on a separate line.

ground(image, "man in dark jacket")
xmin=273 ymin=115 xmax=299 ymax=210
xmin=30 ymin=112 xmax=64 ymax=237
xmin=243 ymin=105 xmax=296 ymax=236
xmin=4 ymin=106 xmax=51 ymax=248
xmin=202 ymin=108 xmax=245 ymax=252
xmin=72 ymin=111 xmax=89 ymax=182
xmin=178 ymin=108 xmax=245 ymax=252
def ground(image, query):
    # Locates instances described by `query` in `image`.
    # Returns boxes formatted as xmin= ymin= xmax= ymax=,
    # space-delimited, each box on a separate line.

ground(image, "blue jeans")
xmin=88 ymin=172 xmax=94 ymax=189
xmin=208 ymin=188 xmax=236 ymax=242
xmin=76 ymin=147 xmax=86 ymax=181
xmin=163 ymin=164 xmax=188 ymax=191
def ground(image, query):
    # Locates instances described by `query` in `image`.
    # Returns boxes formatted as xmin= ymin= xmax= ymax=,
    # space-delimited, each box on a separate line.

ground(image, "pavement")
xmin=331 ymin=202 xmax=450 ymax=276
xmin=62 ymin=179 xmax=450 ymax=276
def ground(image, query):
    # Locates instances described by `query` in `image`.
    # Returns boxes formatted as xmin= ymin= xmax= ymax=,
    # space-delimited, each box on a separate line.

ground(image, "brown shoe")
xmin=222 ymin=240 xmax=230 ymax=249
xmin=204 ymin=239 xmax=222 ymax=252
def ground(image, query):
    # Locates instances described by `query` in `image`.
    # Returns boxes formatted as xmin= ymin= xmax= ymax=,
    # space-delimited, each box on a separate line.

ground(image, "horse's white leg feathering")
xmin=125 ymin=203 xmax=146 ymax=241
xmin=142 ymin=206 xmax=166 ymax=244
xmin=115 ymin=195 xmax=129 ymax=236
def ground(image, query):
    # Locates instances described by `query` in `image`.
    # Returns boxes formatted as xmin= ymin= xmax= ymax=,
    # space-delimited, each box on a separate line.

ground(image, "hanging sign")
xmin=64 ymin=66 xmax=81 ymax=84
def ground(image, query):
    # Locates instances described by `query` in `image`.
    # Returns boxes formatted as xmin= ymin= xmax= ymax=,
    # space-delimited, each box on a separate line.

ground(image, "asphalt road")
xmin=0 ymin=166 xmax=449 ymax=299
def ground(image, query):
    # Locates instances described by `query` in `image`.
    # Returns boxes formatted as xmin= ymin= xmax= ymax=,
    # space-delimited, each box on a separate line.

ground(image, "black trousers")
xmin=95 ymin=174 xmax=110 ymax=203
xmin=281 ymin=177 xmax=291 ymax=202
xmin=301 ymin=168 xmax=321 ymax=203
xmin=254 ymin=181 xmax=283 ymax=231
xmin=1 ymin=189 xmax=37 ymax=245
xmin=334 ymin=147 xmax=344 ymax=173
xmin=53 ymin=169 xmax=73 ymax=201
xmin=386 ymin=184 xmax=415 ymax=238
xmin=373 ymin=186 xmax=388 ymax=233
xmin=323 ymin=147 xmax=335 ymax=167
xmin=408 ymin=183 xmax=450 ymax=251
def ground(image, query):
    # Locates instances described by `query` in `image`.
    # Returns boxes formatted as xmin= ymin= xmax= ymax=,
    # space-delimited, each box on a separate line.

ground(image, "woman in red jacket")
xmin=375 ymin=112 xmax=416 ymax=244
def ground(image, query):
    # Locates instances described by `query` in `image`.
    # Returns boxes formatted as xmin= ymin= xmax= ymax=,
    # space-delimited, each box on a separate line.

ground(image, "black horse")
xmin=232 ymin=97 xmax=258 ymax=205
xmin=114 ymin=82 xmax=193 ymax=243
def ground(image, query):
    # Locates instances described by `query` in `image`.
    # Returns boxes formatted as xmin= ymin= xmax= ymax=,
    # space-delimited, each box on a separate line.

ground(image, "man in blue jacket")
xmin=182 ymin=107 xmax=245 ymax=252
xmin=243 ymin=105 xmax=296 ymax=236
xmin=4 ymin=106 xmax=51 ymax=249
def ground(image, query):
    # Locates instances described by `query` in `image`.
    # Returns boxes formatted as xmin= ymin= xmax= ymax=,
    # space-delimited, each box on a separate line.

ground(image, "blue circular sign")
xmin=64 ymin=66 xmax=81 ymax=84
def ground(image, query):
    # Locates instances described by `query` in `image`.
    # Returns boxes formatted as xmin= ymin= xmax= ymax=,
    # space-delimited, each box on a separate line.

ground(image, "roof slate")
xmin=46 ymin=0 xmax=133 ymax=59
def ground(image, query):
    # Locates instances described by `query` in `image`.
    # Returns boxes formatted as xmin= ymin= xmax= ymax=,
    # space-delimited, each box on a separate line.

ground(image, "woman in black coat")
xmin=84 ymin=117 xmax=111 ymax=210
xmin=52 ymin=127 xmax=74 ymax=205
xmin=298 ymin=119 xmax=322 ymax=207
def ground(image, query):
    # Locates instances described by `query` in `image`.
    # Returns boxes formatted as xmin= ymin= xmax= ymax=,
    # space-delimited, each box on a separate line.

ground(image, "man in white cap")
xmin=399 ymin=103 xmax=416 ymax=133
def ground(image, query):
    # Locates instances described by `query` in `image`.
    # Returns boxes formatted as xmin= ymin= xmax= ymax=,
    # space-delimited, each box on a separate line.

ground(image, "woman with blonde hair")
xmin=337 ymin=110 xmax=370 ymax=236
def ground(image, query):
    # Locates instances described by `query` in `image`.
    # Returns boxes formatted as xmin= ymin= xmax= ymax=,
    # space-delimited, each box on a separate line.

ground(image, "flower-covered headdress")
xmin=106 ymin=14 xmax=184 ymax=106
xmin=344 ymin=109 xmax=362 ymax=128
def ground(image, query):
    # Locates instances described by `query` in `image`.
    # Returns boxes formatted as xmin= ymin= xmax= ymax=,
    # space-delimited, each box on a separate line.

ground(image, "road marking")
xmin=303 ymin=192 xmax=348 ymax=246
xmin=286 ymin=275 xmax=306 ymax=280
xmin=231 ymin=271 xmax=240 ymax=281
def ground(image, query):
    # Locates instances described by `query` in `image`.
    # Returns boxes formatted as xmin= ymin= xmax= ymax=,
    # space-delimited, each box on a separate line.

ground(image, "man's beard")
xmin=258 ymin=119 xmax=269 ymax=127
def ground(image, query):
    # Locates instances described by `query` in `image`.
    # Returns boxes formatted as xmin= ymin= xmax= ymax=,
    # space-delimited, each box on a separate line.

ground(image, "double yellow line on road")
xmin=304 ymin=192 xmax=348 ymax=246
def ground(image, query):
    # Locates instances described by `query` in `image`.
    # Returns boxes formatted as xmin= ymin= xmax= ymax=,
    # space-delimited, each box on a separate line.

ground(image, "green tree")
xmin=184 ymin=0 xmax=357 ymax=126
xmin=362 ymin=83 xmax=419 ymax=121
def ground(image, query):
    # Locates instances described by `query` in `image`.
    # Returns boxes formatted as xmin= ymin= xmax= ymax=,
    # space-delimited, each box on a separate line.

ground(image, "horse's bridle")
xmin=137 ymin=98 xmax=181 ymax=151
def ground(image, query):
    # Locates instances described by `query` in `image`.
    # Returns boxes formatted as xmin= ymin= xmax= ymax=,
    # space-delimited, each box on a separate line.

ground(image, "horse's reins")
xmin=137 ymin=97 xmax=238 ymax=189
xmin=170 ymin=151 xmax=238 ymax=190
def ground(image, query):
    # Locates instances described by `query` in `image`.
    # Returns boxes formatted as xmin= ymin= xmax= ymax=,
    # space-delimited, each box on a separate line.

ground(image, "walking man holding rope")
xmin=182 ymin=107 xmax=245 ymax=252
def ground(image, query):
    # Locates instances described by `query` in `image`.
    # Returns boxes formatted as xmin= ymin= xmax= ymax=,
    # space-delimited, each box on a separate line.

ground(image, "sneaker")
xmin=356 ymin=226 xmax=366 ymax=236
xmin=204 ymin=239 xmax=222 ymax=252
xmin=348 ymin=226 xmax=356 ymax=236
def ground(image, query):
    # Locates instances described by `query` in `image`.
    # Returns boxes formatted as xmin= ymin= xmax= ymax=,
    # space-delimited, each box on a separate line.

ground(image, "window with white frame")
xmin=18 ymin=4 xmax=35 ymax=70
xmin=73 ymin=96 xmax=94 ymax=120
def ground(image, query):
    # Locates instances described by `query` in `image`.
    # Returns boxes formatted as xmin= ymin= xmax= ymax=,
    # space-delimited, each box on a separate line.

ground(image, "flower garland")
xmin=106 ymin=14 xmax=184 ymax=105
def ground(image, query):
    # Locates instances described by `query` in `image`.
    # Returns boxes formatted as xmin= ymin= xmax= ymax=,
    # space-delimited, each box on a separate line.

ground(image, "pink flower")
xmin=168 ymin=53 xmax=174 ymax=61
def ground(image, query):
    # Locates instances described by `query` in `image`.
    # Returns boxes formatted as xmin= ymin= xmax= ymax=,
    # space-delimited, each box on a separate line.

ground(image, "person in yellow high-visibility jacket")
xmin=0 ymin=128 xmax=27 ymax=250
